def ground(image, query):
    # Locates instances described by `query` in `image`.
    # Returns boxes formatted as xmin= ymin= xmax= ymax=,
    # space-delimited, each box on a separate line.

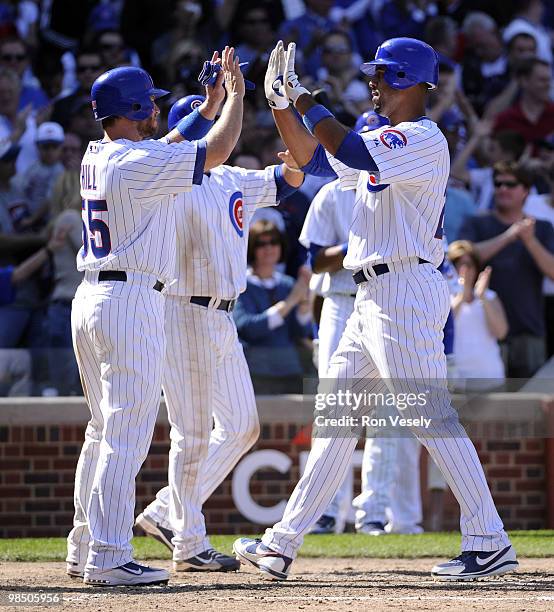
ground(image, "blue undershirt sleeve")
xmin=300 ymin=144 xmax=337 ymax=178
xmin=334 ymin=131 xmax=378 ymax=172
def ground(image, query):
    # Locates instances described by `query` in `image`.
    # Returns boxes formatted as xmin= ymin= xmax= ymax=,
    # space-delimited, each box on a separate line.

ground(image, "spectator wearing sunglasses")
xmin=51 ymin=49 xmax=103 ymax=129
xmin=234 ymin=221 xmax=313 ymax=393
xmin=96 ymin=30 xmax=141 ymax=71
xmin=458 ymin=161 xmax=554 ymax=377
xmin=0 ymin=37 xmax=49 ymax=111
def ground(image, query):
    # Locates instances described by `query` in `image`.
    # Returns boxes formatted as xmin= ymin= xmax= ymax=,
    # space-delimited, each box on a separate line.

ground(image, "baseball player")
xmin=300 ymin=127 xmax=431 ymax=536
xmin=133 ymin=93 xmax=304 ymax=572
xmin=67 ymin=48 xmax=245 ymax=587
xmin=234 ymin=38 xmax=518 ymax=581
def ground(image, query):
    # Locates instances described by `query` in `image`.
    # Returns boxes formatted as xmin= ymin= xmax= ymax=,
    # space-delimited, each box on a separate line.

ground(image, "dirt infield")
xmin=1 ymin=559 xmax=553 ymax=611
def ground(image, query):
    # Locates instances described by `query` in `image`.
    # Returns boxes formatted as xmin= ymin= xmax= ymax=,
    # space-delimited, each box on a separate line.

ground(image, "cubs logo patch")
xmin=229 ymin=191 xmax=244 ymax=236
xmin=380 ymin=129 xmax=407 ymax=149
xmin=190 ymin=98 xmax=203 ymax=110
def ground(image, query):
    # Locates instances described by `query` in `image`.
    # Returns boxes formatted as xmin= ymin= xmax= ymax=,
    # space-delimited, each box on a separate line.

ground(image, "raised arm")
xmin=165 ymin=46 xmax=244 ymax=170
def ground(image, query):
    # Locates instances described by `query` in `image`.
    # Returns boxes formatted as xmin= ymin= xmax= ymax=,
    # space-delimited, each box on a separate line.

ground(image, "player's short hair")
xmin=492 ymin=160 xmax=533 ymax=188
xmin=247 ymin=220 xmax=286 ymax=265
xmin=447 ymin=240 xmax=481 ymax=271
xmin=491 ymin=130 xmax=526 ymax=161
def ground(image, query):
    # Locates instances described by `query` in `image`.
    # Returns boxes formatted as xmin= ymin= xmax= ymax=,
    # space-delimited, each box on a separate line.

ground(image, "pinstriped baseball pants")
xmin=263 ymin=261 xmax=511 ymax=558
xmin=144 ymin=297 xmax=259 ymax=560
xmin=67 ymin=278 xmax=166 ymax=572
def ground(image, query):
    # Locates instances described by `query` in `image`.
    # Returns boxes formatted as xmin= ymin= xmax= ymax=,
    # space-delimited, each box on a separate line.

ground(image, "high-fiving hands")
xmin=265 ymin=41 xmax=311 ymax=109
xmin=265 ymin=40 xmax=288 ymax=109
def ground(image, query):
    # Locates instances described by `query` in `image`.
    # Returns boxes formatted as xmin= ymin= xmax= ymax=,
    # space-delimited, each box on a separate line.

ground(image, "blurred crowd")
xmin=0 ymin=0 xmax=554 ymax=396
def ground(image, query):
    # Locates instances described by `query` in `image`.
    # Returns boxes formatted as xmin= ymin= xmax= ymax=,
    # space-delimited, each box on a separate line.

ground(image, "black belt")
xmin=190 ymin=296 xmax=236 ymax=312
xmin=353 ymin=258 xmax=430 ymax=285
xmin=98 ymin=270 xmax=164 ymax=292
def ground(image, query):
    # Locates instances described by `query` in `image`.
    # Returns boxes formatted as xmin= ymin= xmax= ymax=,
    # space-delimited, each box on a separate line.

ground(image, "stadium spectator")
xmin=424 ymin=16 xmax=459 ymax=68
xmin=0 ymin=66 xmax=39 ymax=173
xmin=0 ymin=139 xmax=46 ymax=351
xmin=278 ymin=0 xmax=337 ymax=78
xmin=524 ymin=146 xmax=554 ymax=357
xmin=14 ymin=122 xmax=65 ymax=230
xmin=43 ymin=203 xmax=83 ymax=396
xmin=448 ymin=240 xmax=507 ymax=388
xmin=461 ymin=12 xmax=508 ymax=116
xmin=96 ymin=29 xmax=139 ymax=70
xmin=234 ymin=220 xmax=312 ymax=393
xmin=0 ymin=37 xmax=49 ymax=111
xmin=50 ymin=49 xmax=103 ymax=129
xmin=458 ymin=161 xmax=554 ymax=377
xmin=313 ymin=30 xmax=371 ymax=122
xmin=483 ymin=29 xmax=538 ymax=120
xmin=451 ymin=122 xmax=526 ymax=211
xmin=494 ymin=58 xmax=554 ymax=148
xmin=503 ymin=0 xmax=553 ymax=65
xmin=165 ymin=39 xmax=208 ymax=95
xmin=380 ymin=0 xmax=438 ymax=42
xmin=47 ymin=132 xmax=82 ymax=219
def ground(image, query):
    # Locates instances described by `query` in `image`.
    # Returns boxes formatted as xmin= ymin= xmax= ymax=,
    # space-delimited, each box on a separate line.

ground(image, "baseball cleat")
xmin=173 ymin=548 xmax=240 ymax=572
xmin=135 ymin=512 xmax=174 ymax=551
xmin=66 ymin=562 xmax=84 ymax=579
xmin=357 ymin=521 xmax=387 ymax=536
xmin=84 ymin=561 xmax=169 ymax=586
xmin=308 ymin=514 xmax=337 ymax=535
xmin=431 ymin=545 xmax=518 ymax=581
xmin=233 ymin=538 xmax=293 ymax=581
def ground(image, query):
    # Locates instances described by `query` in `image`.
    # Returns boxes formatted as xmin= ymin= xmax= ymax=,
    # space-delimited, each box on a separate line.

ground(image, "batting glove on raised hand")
xmin=264 ymin=41 xmax=288 ymax=110
xmin=284 ymin=42 xmax=311 ymax=105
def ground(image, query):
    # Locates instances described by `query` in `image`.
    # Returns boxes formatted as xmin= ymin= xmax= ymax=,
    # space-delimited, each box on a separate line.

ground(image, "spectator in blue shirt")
xmin=0 ymin=37 xmax=49 ymax=112
xmin=234 ymin=220 xmax=313 ymax=393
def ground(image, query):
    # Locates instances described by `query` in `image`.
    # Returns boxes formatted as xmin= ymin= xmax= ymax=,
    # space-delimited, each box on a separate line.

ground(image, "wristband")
xmin=175 ymin=108 xmax=214 ymax=140
xmin=303 ymin=104 xmax=334 ymax=134
xmin=341 ymin=242 xmax=348 ymax=256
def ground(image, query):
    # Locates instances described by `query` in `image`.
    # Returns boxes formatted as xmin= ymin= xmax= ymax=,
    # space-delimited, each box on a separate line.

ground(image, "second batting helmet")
xmin=354 ymin=111 xmax=389 ymax=133
xmin=91 ymin=67 xmax=170 ymax=122
xmin=167 ymin=95 xmax=206 ymax=131
xmin=360 ymin=38 xmax=439 ymax=90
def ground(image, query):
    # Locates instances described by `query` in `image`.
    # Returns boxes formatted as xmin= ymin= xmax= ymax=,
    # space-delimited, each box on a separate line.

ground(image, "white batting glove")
xmin=284 ymin=42 xmax=311 ymax=105
xmin=264 ymin=41 xmax=289 ymax=110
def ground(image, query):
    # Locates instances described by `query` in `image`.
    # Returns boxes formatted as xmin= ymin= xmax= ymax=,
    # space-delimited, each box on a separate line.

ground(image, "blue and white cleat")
xmin=84 ymin=561 xmax=169 ymax=586
xmin=431 ymin=545 xmax=518 ymax=581
xmin=233 ymin=538 xmax=293 ymax=581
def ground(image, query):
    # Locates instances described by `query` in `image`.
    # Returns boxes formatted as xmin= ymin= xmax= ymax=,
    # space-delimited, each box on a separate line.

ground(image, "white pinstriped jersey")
xmin=299 ymin=179 xmax=356 ymax=297
xmin=78 ymin=138 xmax=202 ymax=283
xmin=326 ymin=118 xmax=449 ymax=270
xmin=169 ymin=164 xmax=278 ymax=299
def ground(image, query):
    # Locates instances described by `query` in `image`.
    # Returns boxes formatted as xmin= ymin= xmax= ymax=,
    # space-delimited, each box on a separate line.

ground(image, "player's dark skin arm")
xmin=295 ymin=94 xmax=351 ymax=156
xmin=313 ymin=246 xmax=345 ymax=274
xmin=271 ymin=101 xmax=350 ymax=167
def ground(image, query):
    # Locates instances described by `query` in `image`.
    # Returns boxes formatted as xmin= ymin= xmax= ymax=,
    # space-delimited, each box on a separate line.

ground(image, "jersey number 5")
xmin=82 ymin=199 xmax=112 ymax=258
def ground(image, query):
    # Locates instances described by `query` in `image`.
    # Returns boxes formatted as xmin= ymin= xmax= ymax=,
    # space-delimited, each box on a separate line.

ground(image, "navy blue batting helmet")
xmin=167 ymin=95 xmax=206 ymax=131
xmin=354 ymin=111 xmax=389 ymax=133
xmin=91 ymin=67 xmax=170 ymax=122
xmin=360 ymin=38 xmax=439 ymax=90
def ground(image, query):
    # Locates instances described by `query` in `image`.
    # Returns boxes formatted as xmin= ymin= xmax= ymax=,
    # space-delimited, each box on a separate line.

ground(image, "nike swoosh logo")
xmin=122 ymin=566 xmax=143 ymax=575
xmin=475 ymin=550 xmax=503 ymax=566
